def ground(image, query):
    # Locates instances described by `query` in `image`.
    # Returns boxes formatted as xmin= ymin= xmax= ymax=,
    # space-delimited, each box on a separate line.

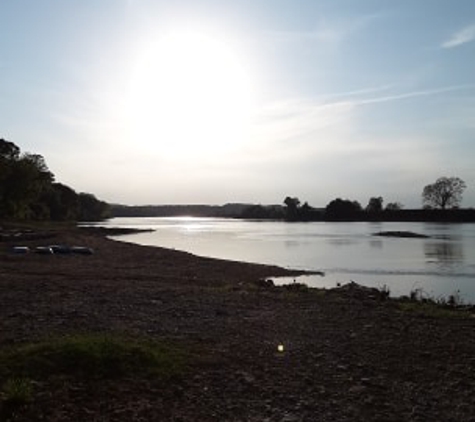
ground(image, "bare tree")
xmin=422 ymin=177 xmax=466 ymax=209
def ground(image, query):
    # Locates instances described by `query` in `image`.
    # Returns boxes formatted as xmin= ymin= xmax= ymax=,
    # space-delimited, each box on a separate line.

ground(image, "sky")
xmin=1 ymin=0 xmax=474 ymax=208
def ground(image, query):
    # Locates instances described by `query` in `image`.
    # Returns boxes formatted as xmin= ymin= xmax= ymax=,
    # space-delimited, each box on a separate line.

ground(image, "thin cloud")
xmin=253 ymin=98 xmax=355 ymax=145
xmin=248 ymin=82 xmax=475 ymax=166
xmin=442 ymin=24 xmax=475 ymax=48
xmin=353 ymin=84 xmax=475 ymax=106
xmin=266 ymin=13 xmax=383 ymax=46
xmin=318 ymin=84 xmax=393 ymax=100
xmin=251 ymin=83 xmax=475 ymax=149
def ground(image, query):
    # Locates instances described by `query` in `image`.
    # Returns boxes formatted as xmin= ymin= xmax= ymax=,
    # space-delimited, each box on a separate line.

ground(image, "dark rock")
xmin=374 ymin=231 xmax=430 ymax=238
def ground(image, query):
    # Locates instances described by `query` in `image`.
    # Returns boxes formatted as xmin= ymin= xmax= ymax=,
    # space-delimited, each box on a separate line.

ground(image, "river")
xmin=92 ymin=217 xmax=475 ymax=303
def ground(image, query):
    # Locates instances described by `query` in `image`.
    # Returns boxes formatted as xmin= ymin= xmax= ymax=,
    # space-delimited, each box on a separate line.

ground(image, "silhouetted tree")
xmin=284 ymin=196 xmax=301 ymax=221
xmin=325 ymin=198 xmax=362 ymax=220
xmin=299 ymin=201 xmax=313 ymax=221
xmin=385 ymin=202 xmax=403 ymax=211
xmin=422 ymin=177 xmax=466 ymax=209
xmin=0 ymin=137 xmax=110 ymax=221
xmin=41 ymin=183 xmax=80 ymax=221
xmin=241 ymin=205 xmax=269 ymax=219
xmin=0 ymin=149 xmax=54 ymax=219
xmin=0 ymin=139 xmax=20 ymax=161
xmin=284 ymin=196 xmax=300 ymax=210
xmin=0 ymin=139 xmax=20 ymax=215
xmin=366 ymin=197 xmax=383 ymax=213
xmin=241 ymin=204 xmax=285 ymax=219
xmin=78 ymin=193 xmax=110 ymax=221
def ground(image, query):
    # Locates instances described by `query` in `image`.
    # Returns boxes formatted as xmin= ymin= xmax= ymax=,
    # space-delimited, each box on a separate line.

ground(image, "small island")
xmin=373 ymin=231 xmax=430 ymax=238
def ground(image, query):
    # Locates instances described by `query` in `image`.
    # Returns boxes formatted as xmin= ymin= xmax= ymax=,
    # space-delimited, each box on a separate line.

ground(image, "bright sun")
xmin=128 ymin=30 xmax=253 ymax=159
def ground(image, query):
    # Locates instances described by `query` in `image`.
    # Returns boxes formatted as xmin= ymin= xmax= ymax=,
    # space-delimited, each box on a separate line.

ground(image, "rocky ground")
xmin=0 ymin=226 xmax=475 ymax=421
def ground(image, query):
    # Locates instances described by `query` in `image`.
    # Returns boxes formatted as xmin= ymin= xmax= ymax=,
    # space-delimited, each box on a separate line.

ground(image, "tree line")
xmin=241 ymin=177 xmax=471 ymax=222
xmin=0 ymin=138 xmax=110 ymax=221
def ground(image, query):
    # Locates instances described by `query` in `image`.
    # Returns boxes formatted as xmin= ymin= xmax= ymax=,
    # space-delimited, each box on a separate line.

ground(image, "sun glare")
xmin=128 ymin=30 xmax=253 ymax=159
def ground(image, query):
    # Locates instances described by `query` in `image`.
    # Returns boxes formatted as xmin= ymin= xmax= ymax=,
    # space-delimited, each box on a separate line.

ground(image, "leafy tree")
xmin=241 ymin=204 xmax=268 ymax=219
xmin=284 ymin=196 xmax=300 ymax=210
xmin=385 ymin=202 xmax=403 ymax=211
xmin=300 ymin=201 xmax=312 ymax=220
xmin=0 ymin=139 xmax=20 ymax=210
xmin=284 ymin=196 xmax=301 ymax=221
xmin=0 ymin=139 xmax=20 ymax=161
xmin=0 ymin=137 xmax=110 ymax=221
xmin=422 ymin=177 xmax=466 ymax=209
xmin=78 ymin=193 xmax=110 ymax=221
xmin=241 ymin=204 xmax=285 ymax=219
xmin=366 ymin=196 xmax=383 ymax=213
xmin=41 ymin=183 xmax=80 ymax=221
xmin=325 ymin=198 xmax=362 ymax=220
xmin=0 ymin=150 xmax=54 ymax=219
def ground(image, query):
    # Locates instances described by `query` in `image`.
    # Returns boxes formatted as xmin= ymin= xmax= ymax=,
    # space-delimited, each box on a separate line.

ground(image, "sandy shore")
xmin=1 ymin=226 xmax=475 ymax=421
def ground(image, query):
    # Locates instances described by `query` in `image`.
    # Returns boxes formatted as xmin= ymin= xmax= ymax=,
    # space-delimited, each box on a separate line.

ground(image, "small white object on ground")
xmin=12 ymin=246 xmax=30 ymax=254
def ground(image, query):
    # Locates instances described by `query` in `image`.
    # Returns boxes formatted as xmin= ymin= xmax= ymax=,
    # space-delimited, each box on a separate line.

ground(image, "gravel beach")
xmin=1 ymin=226 xmax=475 ymax=421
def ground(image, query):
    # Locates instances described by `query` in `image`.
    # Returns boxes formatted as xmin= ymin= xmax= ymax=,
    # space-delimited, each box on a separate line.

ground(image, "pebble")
xmin=348 ymin=385 xmax=367 ymax=394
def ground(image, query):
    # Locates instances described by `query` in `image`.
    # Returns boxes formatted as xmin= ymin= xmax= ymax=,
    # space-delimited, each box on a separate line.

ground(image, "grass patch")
xmin=0 ymin=334 xmax=186 ymax=381
xmin=397 ymin=287 xmax=473 ymax=318
xmin=397 ymin=301 xmax=471 ymax=319
xmin=282 ymin=282 xmax=309 ymax=292
xmin=0 ymin=377 xmax=34 ymax=421
xmin=1 ymin=377 xmax=33 ymax=405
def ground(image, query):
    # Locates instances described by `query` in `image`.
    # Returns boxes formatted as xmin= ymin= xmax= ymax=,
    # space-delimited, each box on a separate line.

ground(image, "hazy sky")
xmin=1 ymin=0 xmax=474 ymax=207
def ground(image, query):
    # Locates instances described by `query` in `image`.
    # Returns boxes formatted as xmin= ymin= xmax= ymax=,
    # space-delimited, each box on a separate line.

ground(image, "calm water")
xmin=94 ymin=217 xmax=475 ymax=302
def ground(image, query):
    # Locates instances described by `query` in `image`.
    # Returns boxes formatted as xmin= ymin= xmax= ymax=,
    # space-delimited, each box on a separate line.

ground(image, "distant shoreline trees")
xmin=325 ymin=198 xmax=362 ymax=221
xmin=109 ymin=175 xmax=472 ymax=223
xmin=365 ymin=197 xmax=383 ymax=213
xmin=0 ymin=138 xmax=110 ymax=221
xmin=283 ymin=196 xmax=323 ymax=221
xmin=237 ymin=178 xmax=472 ymax=223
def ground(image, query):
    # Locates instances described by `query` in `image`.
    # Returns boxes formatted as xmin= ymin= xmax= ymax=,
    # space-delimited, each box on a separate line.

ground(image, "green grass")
xmin=0 ymin=335 xmax=188 ymax=420
xmin=0 ymin=334 xmax=186 ymax=381
xmin=282 ymin=282 xmax=309 ymax=292
xmin=397 ymin=301 xmax=472 ymax=319
xmin=1 ymin=377 xmax=33 ymax=405
xmin=0 ymin=377 xmax=34 ymax=421
xmin=397 ymin=287 xmax=473 ymax=318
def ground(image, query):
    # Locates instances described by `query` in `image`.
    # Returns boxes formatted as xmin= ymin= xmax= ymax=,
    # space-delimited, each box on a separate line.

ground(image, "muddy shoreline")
xmin=1 ymin=227 xmax=475 ymax=421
